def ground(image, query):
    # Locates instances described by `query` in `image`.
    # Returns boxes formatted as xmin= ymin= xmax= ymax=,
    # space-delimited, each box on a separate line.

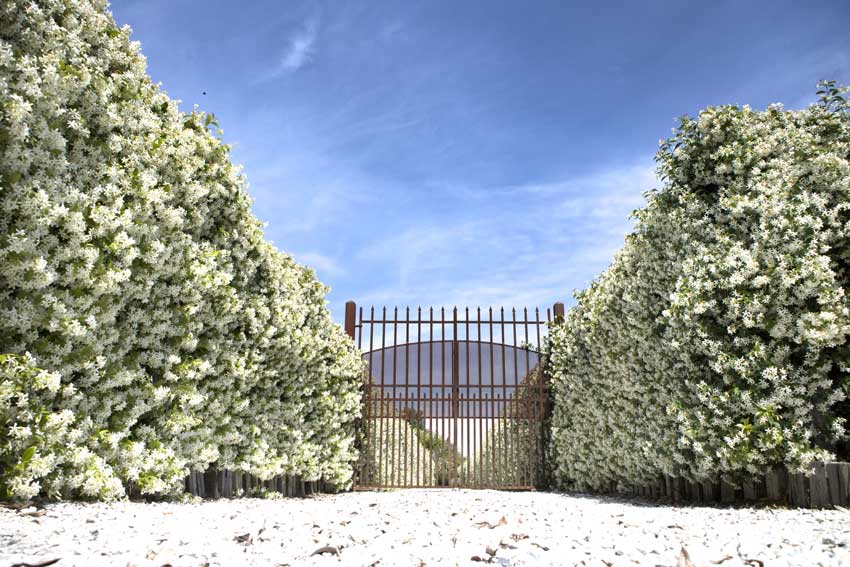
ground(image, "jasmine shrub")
xmin=548 ymin=85 xmax=850 ymax=492
xmin=0 ymin=0 xmax=362 ymax=500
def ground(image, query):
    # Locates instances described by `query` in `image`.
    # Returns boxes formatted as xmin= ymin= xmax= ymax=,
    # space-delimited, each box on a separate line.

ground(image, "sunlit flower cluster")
xmin=0 ymin=0 xmax=363 ymax=500
xmin=548 ymin=90 xmax=850 ymax=492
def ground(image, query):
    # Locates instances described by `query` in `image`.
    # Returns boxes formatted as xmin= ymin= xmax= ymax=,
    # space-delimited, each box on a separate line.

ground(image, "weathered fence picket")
xmin=182 ymin=470 xmax=337 ymax=499
xmin=609 ymin=462 xmax=850 ymax=509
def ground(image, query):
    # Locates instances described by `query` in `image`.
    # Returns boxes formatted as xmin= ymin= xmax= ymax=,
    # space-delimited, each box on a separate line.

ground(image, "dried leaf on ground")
xmin=1 ymin=501 xmax=33 ymax=511
xmin=311 ymin=546 xmax=340 ymax=556
xmin=10 ymin=559 xmax=61 ymax=567
xmin=474 ymin=516 xmax=508 ymax=529
xmin=678 ymin=547 xmax=695 ymax=567
xmin=18 ymin=509 xmax=47 ymax=518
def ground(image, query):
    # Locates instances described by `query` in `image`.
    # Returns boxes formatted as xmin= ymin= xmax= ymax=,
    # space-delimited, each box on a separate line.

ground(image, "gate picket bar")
xmin=345 ymin=301 xmax=564 ymax=490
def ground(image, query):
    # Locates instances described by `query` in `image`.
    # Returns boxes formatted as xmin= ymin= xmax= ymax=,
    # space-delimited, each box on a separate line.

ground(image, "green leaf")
xmin=20 ymin=446 xmax=36 ymax=467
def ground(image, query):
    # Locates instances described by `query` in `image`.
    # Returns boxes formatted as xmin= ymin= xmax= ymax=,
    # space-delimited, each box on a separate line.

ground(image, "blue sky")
xmin=110 ymin=0 xmax=850 ymax=323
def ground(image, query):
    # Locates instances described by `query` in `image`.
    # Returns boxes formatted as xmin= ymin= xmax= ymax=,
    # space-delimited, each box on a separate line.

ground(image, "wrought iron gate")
xmin=344 ymin=301 xmax=563 ymax=490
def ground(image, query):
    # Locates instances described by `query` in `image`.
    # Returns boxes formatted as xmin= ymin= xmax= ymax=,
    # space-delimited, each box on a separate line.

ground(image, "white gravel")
xmin=1 ymin=490 xmax=848 ymax=566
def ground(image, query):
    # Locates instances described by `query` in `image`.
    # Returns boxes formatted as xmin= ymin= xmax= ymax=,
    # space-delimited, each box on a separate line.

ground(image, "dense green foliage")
xmin=0 ymin=0 xmax=362 ymax=499
xmin=548 ymin=85 xmax=850 ymax=491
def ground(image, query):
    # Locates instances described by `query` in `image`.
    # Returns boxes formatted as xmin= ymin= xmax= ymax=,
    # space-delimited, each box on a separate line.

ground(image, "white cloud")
xmin=278 ymin=21 xmax=317 ymax=73
xmin=552 ymin=164 xmax=656 ymax=219
xmin=294 ymin=251 xmax=344 ymax=277
xmin=351 ymin=161 xmax=658 ymax=316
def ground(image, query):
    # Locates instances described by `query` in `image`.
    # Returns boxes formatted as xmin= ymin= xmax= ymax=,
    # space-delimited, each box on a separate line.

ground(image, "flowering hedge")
xmin=0 ymin=0 xmax=363 ymax=500
xmin=548 ymin=86 xmax=850 ymax=492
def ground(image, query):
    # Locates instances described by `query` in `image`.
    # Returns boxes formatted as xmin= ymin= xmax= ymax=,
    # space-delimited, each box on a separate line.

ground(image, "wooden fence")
xmin=183 ymin=470 xmax=337 ymax=499
xmin=624 ymin=462 xmax=850 ymax=508
xmin=182 ymin=461 xmax=850 ymax=509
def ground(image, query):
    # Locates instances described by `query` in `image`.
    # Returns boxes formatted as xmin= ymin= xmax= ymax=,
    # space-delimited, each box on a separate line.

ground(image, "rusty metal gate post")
xmin=343 ymin=300 xmax=360 ymax=486
xmin=344 ymin=300 xmax=357 ymax=340
xmin=451 ymin=308 xmax=460 ymax=486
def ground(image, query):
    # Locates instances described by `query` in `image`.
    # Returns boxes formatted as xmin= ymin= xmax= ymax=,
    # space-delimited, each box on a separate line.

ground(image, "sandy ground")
xmin=1 ymin=489 xmax=848 ymax=567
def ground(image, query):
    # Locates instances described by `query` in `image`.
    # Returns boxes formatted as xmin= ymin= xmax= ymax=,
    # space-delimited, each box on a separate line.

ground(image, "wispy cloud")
xmin=351 ymin=161 xmax=659 ymax=314
xmin=294 ymin=251 xmax=345 ymax=278
xmin=552 ymin=164 xmax=656 ymax=220
xmin=277 ymin=20 xmax=317 ymax=74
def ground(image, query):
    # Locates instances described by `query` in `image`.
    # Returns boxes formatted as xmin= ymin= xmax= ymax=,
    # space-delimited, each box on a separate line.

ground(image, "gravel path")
xmin=1 ymin=490 xmax=847 ymax=566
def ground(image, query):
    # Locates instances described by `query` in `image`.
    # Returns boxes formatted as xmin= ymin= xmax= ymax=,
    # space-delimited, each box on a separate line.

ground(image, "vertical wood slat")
xmin=629 ymin=463 xmax=850 ymax=508
xmin=810 ymin=462 xmax=830 ymax=509
xmin=766 ymin=468 xmax=787 ymax=502
xmin=673 ymin=478 xmax=685 ymax=503
xmin=836 ymin=463 xmax=850 ymax=507
xmin=183 ymin=470 xmax=342 ymax=499
xmin=203 ymin=468 xmax=218 ymax=499
xmin=698 ymin=480 xmax=709 ymax=502
xmin=789 ymin=472 xmax=808 ymax=507
xmin=826 ymin=463 xmax=842 ymax=507
xmin=684 ymin=479 xmax=696 ymax=501
xmin=742 ymin=479 xmax=756 ymax=501
xmin=720 ymin=479 xmax=735 ymax=503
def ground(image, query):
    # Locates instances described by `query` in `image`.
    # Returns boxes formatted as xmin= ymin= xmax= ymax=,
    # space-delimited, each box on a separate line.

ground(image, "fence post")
xmin=553 ymin=301 xmax=565 ymax=324
xmin=345 ymin=300 xmax=357 ymax=339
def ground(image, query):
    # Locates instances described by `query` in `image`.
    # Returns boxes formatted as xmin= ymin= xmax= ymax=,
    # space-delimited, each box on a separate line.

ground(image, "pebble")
xmin=1 ymin=489 xmax=848 ymax=566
